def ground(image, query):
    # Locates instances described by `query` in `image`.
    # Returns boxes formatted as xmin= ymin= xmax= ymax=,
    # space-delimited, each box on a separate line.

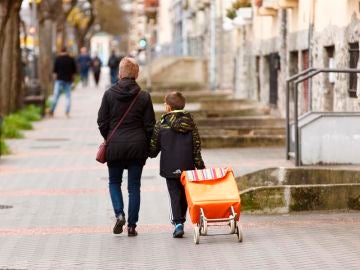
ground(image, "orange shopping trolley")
xmin=181 ymin=167 xmax=243 ymax=244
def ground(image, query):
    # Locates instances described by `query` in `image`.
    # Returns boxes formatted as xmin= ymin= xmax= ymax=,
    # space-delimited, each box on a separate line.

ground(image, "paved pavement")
xmin=0 ymin=76 xmax=360 ymax=270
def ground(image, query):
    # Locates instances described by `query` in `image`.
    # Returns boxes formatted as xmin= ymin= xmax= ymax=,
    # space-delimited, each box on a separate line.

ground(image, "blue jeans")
xmin=110 ymin=68 xmax=119 ymax=84
xmin=51 ymin=80 xmax=71 ymax=114
xmin=110 ymin=68 xmax=118 ymax=84
xmin=80 ymin=69 xmax=89 ymax=86
xmin=107 ymin=162 xmax=143 ymax=227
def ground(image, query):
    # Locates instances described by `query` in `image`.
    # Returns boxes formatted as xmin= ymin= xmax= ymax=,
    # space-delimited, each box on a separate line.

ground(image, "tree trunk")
xmin=0 ymin=0 xmax=12 ymax=115
xmin=57 ymin=20 xmax=67 ymax=51
xmin=38 ymin=18 xmax=54 ymax=97
xmin=57 ymin=0 xmax=77 ymax=51
xmin=12 ymin=2 xmax=23 ymax=110
xmin=0 ymin=0 xmax=23 ymax=115
xmin=37 ymin=0 xmax=62 ymax=98
xmin=74 ymin=1 xmax=94 ymax=51
xmin=75 ymin=27 xmax=86 ymax=49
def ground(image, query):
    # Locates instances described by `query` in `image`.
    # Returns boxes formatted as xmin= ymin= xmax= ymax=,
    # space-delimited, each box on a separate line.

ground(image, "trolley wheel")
xmin=235 ymin=224 xmax=243 ymax=243
xmin=202 ymin=219 xmax=208 ymax=236
xmin=229 ymin=216 xmax=235 ymax=234
xmin=194 ymin=226 xmax=200 ymax=244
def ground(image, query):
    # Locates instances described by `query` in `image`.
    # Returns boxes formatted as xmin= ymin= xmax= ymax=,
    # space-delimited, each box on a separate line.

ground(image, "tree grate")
xmin=35 ymin=138 xmax=69 ymax=142
xmin=0 ymin=205 xmax=13 ymax=210
xmin=29 ymin=145 xmax=60 ymax=149
xmin=0 ymin=268 xmax=27 ymax=270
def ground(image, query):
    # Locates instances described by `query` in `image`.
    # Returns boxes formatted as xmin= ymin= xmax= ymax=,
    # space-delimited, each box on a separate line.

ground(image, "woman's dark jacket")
xmin=97 ymin=78 xmax=155 ymax=165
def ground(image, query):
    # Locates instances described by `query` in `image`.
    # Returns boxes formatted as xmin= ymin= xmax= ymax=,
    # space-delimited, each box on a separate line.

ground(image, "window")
xmin=301 ymin=50 xmax=310 ymax=112
xmin=349 ymin=42 xmax=359 ymax=98
xmin=325 ymin=46 xmax=335 ymax=83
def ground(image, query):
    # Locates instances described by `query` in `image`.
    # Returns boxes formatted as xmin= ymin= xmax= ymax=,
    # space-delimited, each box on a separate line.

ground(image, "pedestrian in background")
xmin=77 ymin=47 xmax=92 ymax=87
xmin=97 ymin=57 xmax=155 ymax=236
xmin=108 ymin=51 xmax=122 ymax=85
xmin=91 ymin=54 xmax=102 ymax=87
xmin=49 ymin=47 xmax=77 ymax=118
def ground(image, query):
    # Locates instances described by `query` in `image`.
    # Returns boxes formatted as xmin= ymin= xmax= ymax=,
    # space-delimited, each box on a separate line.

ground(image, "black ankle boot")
xmin=128 ymin=226 xmax=138 ymax=237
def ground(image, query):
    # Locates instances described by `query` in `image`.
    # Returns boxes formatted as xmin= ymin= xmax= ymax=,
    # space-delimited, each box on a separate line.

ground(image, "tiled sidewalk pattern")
xmin=0 ymin=77 xmax=359 ymax=270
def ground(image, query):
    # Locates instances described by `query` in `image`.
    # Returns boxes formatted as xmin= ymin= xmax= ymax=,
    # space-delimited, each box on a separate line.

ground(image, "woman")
xmin=91 ymin=54 xmax=102 ymax=87
xmin=97 ymin=57 xmax=155 ymax=236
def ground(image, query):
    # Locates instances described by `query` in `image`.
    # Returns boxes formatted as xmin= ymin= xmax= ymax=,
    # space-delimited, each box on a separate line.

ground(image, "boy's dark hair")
xmin=165 ymin=91 xmax=185 ymax=110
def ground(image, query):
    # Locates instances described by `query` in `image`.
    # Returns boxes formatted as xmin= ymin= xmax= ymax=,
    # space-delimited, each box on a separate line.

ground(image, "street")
xmin=0 ymin=81 xmax=360 ymax=270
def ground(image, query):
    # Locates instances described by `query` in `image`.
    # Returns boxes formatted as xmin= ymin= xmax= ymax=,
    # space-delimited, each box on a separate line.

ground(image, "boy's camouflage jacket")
xmin=149 ymin=110 xmax=205 ymax=170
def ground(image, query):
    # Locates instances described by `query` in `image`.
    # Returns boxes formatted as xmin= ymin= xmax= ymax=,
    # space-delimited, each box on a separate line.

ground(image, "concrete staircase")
xmin=138 ymin=57 xmax=208 ymax=92
xmin=195 ymin=99 xmax=285 ymax=148
xmin=154 ymin=97 xmax=285 ymax=148
xmin=147 ymin=56 xmax=285 ymax=148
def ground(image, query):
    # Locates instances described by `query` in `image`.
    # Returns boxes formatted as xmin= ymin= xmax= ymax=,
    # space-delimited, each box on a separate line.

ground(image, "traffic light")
xmin=139 ymin=38 xmax=147 ymax=49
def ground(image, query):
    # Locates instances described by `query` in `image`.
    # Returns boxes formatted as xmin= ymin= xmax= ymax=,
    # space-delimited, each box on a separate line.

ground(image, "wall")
xmin=311 ymin=5 xmax=360 ymax=112
xmin=300 ymin=114 xmax=360 ymax=165
xmin=233 ymin=0 xmax=360 ymax=116
xmin=157 ymin=0 xmax=172 ymax=45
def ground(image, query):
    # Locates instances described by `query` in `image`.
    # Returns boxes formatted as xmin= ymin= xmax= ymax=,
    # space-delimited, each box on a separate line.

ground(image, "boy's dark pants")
xmin=166 ymin=177 xmax=187 ymax=225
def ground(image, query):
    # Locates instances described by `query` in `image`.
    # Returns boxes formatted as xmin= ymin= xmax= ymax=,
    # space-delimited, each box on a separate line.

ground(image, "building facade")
xmin=145 ymin=0 xmax=360 ymax=116
xmin=128 ymin=0 xmax=147 ymax=54
xmin=235 ymin=0 xmax=360 ymax=116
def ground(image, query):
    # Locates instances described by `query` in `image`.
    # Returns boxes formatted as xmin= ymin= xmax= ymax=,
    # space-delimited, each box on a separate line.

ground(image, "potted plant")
xmin=226 ymin=0 xmax=252 ymax=20
xmin=255 ymin=0 xmax=263 ymax=8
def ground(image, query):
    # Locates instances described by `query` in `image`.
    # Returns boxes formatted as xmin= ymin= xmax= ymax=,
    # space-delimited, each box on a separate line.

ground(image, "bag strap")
xmin=105 ymin=90 xmax=141 ymax=144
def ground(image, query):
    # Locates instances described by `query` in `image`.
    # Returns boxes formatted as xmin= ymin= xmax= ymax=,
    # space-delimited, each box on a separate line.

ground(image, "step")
xmin=153 ymin=103 xmax=201 ymax=112
xmin=150 ymin=90 xmax=232 ymax=103
xmin=154 ymin=107 xmax=268 ymax=120
xmin=137 ymin=57 xmax=208 ymax=92
xmin=200 ymin=99 xmax=260 ymax=110
xmin=198 ymin=126 xmax=285 ymax=136
xmin=142 ymin=82 xmax=206 ymax=93
xmin=201 ymin=135 xmax=285 ymax=148
xmin=196 ymin=116 xmax=285 ymax=128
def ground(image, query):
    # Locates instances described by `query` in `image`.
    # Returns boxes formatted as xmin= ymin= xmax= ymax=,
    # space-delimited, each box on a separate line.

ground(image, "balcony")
xmin=144 ymin=0 xmax=158 ymax=8
xmin=256 ymin=0 xmax=278 ymax=16
xmin=197 ymin=0 xmax=210 ymax=10
xmin=262 ymin=0 xmax=279 ymax=8
xmin=144 ymin=0 xmax=158 ymax=21
xmin=278 ymin=0 xmax=298 ymax=8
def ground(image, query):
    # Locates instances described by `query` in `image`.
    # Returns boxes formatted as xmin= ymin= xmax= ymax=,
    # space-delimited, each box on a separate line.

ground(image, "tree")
xmin=67 ymin=0 xmax=129 ymax=50
xmin=36 ymin=0 xmax=63 ymax=97
xmin=68 ymin=0 xmax=94 ymax=49
xmin=56 ymin=0 xmax=77 ymax=51
xmin=93 ymin=0 xmax=128 ymax=35
xmin=0 ymin=0 xmax=23 ymax=115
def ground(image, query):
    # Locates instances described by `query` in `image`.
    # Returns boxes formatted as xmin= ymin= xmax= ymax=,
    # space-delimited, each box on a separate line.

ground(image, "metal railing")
xmin=153 ymin=36 xmax=205 ymax=59
xmin=286 ymin=68 xmax=360 ymax=166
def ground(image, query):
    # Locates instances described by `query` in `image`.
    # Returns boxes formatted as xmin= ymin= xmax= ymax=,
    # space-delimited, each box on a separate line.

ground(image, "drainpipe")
xmin=182 ymin=7 xmax=188 ymax=56
xmin=146 ymin=19 xmax=154 ymax=92
xmin=308 ymin=0 xmax=316 ymax=110
xmin=209 ymin=0 xmax=217 ymax=91
xmin=219 ymin=0 xmax=224 ymax=90
xmin=280 ymin=9 xmax=288 ymax=112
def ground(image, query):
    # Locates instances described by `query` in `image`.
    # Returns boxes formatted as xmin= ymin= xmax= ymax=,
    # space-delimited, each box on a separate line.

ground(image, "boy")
xmin=149 ymin=91 xmax=205 ymax=238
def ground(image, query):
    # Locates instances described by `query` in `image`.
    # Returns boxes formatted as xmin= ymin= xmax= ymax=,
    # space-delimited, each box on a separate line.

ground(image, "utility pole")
xmin=146 ymin=19 xmax=154 ymax=92
xmin=209 ymin=0 xmax=217 ymax=91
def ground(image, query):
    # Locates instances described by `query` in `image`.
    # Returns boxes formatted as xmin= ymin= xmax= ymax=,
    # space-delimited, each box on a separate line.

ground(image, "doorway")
xmin=268 ymin=53 xmax=280 ymax=106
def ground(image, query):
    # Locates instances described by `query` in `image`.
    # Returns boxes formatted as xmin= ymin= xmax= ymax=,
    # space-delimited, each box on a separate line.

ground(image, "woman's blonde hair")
xmin=119 ymin=57 xmax=139 ymax=79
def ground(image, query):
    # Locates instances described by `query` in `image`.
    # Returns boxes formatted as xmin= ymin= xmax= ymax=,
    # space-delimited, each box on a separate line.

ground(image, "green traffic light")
xmin=139 ymin=39 xmax=147 ymax=49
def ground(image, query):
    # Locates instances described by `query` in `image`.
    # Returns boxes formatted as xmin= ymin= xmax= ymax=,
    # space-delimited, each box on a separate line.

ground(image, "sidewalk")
xmin=0 ymin=76 xmax=360 ymax=270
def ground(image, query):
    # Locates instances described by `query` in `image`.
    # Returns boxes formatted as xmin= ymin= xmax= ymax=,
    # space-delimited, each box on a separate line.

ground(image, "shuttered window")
xmin=349 ymin=42 xmax=359 ymax=98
